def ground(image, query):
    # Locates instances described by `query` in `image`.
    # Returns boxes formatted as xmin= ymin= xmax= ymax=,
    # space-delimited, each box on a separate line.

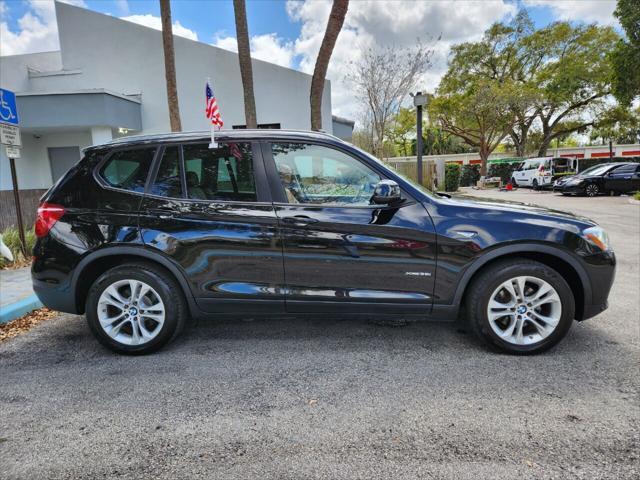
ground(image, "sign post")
xmin=0 ymin=87 xmax=26 ymax=258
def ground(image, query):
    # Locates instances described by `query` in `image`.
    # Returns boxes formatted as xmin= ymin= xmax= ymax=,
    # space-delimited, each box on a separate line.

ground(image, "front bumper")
xmin=560 ymin=184 xmax=585 ymax=194
xmin=579 ymin=250 xmax=616 ymax=321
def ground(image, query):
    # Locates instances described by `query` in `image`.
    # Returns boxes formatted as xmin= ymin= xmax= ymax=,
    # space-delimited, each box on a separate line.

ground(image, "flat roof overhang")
xmin=15 ymin=89 xmax=142 ymax=131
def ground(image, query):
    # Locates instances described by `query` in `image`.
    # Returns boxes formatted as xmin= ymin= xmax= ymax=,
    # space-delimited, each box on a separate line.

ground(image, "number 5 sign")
xmin=0 ymin=88 xmax=19 ymax=126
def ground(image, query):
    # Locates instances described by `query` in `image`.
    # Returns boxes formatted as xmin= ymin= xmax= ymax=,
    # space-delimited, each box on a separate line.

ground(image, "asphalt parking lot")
xmin=1 ymin=189 xmax=638 ymax=479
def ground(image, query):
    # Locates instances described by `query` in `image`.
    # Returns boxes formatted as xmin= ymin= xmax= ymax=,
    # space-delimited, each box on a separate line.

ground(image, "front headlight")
xmin=582 ymin=226 xmax=611 ymax=252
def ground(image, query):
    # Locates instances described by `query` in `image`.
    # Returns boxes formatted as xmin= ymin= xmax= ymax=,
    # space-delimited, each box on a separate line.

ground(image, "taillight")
xmin=35 ymin=202 xmax=65 ymax=237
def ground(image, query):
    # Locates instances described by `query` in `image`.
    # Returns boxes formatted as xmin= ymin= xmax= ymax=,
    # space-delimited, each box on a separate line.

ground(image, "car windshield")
xmin=348 ymin=143 xmax=438 ymax=199
xmin=579 ymin=164 xmax=614 ymax=176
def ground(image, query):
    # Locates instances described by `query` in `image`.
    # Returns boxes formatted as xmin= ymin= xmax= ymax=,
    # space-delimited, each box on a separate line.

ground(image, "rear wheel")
xmin=466 ymin=259 xmax=575 ymax=354
xmin=86 ymin=263 xmax=187 ymax=354
xmin=585 ymin=184 xmax=599 ymax=197
xmin=532 ymin=179 xmax=539 ymax=190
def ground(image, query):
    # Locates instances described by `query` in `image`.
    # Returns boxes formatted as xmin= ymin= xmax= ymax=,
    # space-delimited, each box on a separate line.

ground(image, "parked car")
xmin=32 ymin=130 xmax=615 ymax=355
xmin=559 ymin=162 xmax=640 ymax=196
xmin=511 ymin=157 xmax=577 ymax=190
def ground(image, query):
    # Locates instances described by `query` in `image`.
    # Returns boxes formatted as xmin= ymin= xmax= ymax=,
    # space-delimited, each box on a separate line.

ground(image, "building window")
xmin=182 ymin=143 xmax=256 ymax=202
xmin=99 ymin=148 xmax=156 ymax=192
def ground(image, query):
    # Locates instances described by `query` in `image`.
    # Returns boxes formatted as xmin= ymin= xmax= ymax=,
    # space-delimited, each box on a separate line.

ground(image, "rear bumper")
xmin=32 ymin=277 xmax=79 ymax=314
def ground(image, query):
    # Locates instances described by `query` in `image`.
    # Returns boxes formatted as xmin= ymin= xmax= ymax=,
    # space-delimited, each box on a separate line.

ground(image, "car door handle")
xmin=282 ymin=215 xmax=319 ymax=226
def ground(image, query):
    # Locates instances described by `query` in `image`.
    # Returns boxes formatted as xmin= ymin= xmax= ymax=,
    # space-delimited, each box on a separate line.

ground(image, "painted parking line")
xmin=0 ymin=294 xmax=43 ymax=324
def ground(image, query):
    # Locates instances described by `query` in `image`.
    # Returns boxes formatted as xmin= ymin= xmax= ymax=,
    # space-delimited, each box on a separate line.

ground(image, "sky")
xmin=0 ymin=0 xmax=620 ymax=120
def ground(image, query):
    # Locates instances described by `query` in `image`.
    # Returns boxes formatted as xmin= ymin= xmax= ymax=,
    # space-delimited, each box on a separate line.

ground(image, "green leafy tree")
xmin=531 ymin=23 xmax=619 ymax=155
xmin=610 ymin=0 xmax=640 ymax=105
xmin=590 ymin=106 xmax=640 ymax=145
xmin=430 ymin=77 xmax=517 ymax=176
xmin=386 ymin=107 xmax=416 ymax=156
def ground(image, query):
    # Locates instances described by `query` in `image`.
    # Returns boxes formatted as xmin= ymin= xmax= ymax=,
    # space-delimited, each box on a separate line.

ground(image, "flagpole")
xmin=207 ymin=77 xmax=217 ymax=149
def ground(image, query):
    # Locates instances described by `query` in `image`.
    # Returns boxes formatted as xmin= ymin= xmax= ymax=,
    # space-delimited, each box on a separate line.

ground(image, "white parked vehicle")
xmin=511 ymin=157 xmax=577 ymax=189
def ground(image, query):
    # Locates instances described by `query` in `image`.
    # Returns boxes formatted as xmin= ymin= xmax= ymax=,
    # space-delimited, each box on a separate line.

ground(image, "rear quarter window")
xmin=99 ymin=148 xmax=156 ymax=193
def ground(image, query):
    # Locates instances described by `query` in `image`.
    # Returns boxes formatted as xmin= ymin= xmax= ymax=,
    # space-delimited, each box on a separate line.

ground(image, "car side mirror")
xmin=371 ymin=179 xmax=402 ymax=205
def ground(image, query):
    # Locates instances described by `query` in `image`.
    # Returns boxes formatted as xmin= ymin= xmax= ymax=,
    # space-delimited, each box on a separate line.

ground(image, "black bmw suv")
xmin=32 ymin=130 xmax=616 ymax=355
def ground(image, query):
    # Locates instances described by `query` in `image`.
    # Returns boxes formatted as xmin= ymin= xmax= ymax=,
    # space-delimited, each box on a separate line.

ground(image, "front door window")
xmin=271 ymin=143 xmax=380 ymax=206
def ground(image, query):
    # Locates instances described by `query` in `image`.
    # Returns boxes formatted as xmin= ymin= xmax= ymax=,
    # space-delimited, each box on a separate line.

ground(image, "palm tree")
xmin=233 ymin=0 xmax=257 ymax=129
xmin=159 ymin=0 xmax=182 ymax=131
xmin=310 ymin=0 xmax=349 ymax=131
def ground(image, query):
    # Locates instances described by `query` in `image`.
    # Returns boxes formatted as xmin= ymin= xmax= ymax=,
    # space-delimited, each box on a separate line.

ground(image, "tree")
xmin=349 ymin=44 xmax=434 ymax=158
xmin=159 ymin=0 xmax=182 ymax=132
xmin=233 ymin=0 xmax=257 ymax=128
xmin=436 ymin=12 xmax=621 ymax=157
xmin=610 ymin=0 xmax=640 ymax=105
xmin=531 ymin=23 xmax=619 ymax=156
xmin=590 ymin=105 xmax=640 ymax=145
xmin=430 ymin=78 xmax=517 ymax=175
xmin=310 ymin=0 xmax=349 ymax=131
xmin=386 ymin=107 xmax=415 ymax=156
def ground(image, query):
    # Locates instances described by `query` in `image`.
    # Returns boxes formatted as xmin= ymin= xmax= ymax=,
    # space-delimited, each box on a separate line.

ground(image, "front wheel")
xmin=585 ymin=184 xmax=599 ymax=197
xmin=466 ymin=259 xmax=575 ymax=354
xmin=86 ymin=263 xmax=187 ymax=354
xmin=510 ymin=177 xmax=518 ymax=187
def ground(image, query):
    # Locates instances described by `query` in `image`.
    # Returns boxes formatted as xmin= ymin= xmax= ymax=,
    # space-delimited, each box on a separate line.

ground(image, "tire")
xmin=86 ymin=263 xmax=187 ymax=355
xmin=585 ymin=184 xmax=599 ymax=197
xmin=465 ymin=259 xmax=575 ymax=355
xmin=532 ymin=179 xmax=539 ymax=191
xmin=510 ymin=177 xmax=518 ymax=187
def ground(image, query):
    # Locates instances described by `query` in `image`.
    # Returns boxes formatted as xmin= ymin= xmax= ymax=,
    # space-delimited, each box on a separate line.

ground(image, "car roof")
xmin=85 ymin=129 xmax=344 ymax=151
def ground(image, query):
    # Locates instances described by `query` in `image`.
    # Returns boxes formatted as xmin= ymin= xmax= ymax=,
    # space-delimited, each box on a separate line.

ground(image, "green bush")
xmin=634 ymin=191 xmax=640 ymax=201
xmin=488 ymin=163 xmax=519 ymax=184
xmin=445 ymin=163 xmax=461 ymax=192
xmin=460 ymin=164 xmax=481 ymax=187
xmin=0 ymin=226 xmax=36 ymax=268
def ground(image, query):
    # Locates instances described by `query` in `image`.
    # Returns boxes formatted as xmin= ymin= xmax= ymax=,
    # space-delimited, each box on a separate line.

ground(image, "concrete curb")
xmin=0 ymin=294 xmax=44 ymax=324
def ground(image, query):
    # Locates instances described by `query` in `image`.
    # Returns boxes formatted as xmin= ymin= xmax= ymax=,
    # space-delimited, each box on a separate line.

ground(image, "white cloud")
xmin=114 ymin=0 xmax=130 ymax=16
xmin=524 ymin=0 xmax=618 ymax=25
xmin=121 ymin=14 xmax=198 ymax=41
xmin=0 ymin=0 xmax=85 ymax=56
xmin=286 ymin=0 xmax=518 ymax=120
xmin=0 ymin=1 xmax=197 ymax=57
xmin=213 ymin=32 xmax=295 ymax=68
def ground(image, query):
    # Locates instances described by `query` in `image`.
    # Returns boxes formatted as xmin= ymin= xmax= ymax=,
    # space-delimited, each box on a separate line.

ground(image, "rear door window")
xmin=182 ymin=143 xmax=256 ymax=202
xmin=100 ymin=148 xmax=156 ymax=193
xmin=151 ymin=146 xmax=183 ymax=198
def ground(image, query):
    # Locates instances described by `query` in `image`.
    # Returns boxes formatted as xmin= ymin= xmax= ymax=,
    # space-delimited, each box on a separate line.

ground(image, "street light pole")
xmin=412 ymin=91 xmax=427 ymax=186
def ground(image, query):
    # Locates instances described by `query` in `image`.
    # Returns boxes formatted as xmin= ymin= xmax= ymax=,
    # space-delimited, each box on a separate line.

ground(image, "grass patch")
xmin=0 ymin=226 xmax=36 ymax=269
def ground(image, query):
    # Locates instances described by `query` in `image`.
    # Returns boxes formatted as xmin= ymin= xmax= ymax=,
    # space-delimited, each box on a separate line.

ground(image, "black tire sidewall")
xmin=86 ymin=265 xmax=183 ymax=354
xmin=469 ymin=261 xmax=575 ymax=354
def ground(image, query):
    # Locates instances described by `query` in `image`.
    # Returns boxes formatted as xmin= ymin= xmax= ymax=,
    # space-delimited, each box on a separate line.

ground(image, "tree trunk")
xmin=160 ymin=0 xmax=182 ymax=132
xmin=233 ymin=0 xmax=257 ymax=129
xmin=479 ymin=145 xmax=489 ymax=177
xmin=310 ymin=0 xmax=349 ymax=131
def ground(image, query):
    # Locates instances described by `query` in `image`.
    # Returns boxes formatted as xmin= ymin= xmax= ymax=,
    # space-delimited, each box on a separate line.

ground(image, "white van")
xmin=511 ymin=157 xmax=577 ymax=189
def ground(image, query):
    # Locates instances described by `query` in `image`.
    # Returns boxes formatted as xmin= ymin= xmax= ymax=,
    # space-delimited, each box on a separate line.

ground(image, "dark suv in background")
xmin=32 ymin=130 xmax=616 ymax=355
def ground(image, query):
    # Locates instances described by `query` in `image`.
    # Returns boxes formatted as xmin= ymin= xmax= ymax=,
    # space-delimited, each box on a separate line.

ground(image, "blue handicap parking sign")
xmin=0 ymin=88 xmax=19 ymax=125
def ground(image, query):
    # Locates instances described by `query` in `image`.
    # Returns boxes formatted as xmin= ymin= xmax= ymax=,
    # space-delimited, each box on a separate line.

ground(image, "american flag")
xmin=205 ymin=81 xmax=223 ymax=128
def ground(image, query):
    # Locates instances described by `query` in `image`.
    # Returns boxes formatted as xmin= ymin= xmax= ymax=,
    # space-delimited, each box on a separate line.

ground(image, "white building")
xmin=0 ymin=1 xmax=342 ymax=228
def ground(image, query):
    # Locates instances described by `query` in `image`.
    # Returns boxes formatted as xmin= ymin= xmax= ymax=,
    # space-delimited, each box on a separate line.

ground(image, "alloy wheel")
xmin=586 ymin=184 xmax=599 ymax=197
xmin=97 ymin=279 xmax=165 ymax=346
xmin=486 ymin=276 xmax=562 ymax=346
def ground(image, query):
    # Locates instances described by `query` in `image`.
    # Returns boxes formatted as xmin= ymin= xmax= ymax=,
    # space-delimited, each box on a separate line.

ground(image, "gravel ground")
xmin=1 ymin=190 xmax=638 ymax=479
